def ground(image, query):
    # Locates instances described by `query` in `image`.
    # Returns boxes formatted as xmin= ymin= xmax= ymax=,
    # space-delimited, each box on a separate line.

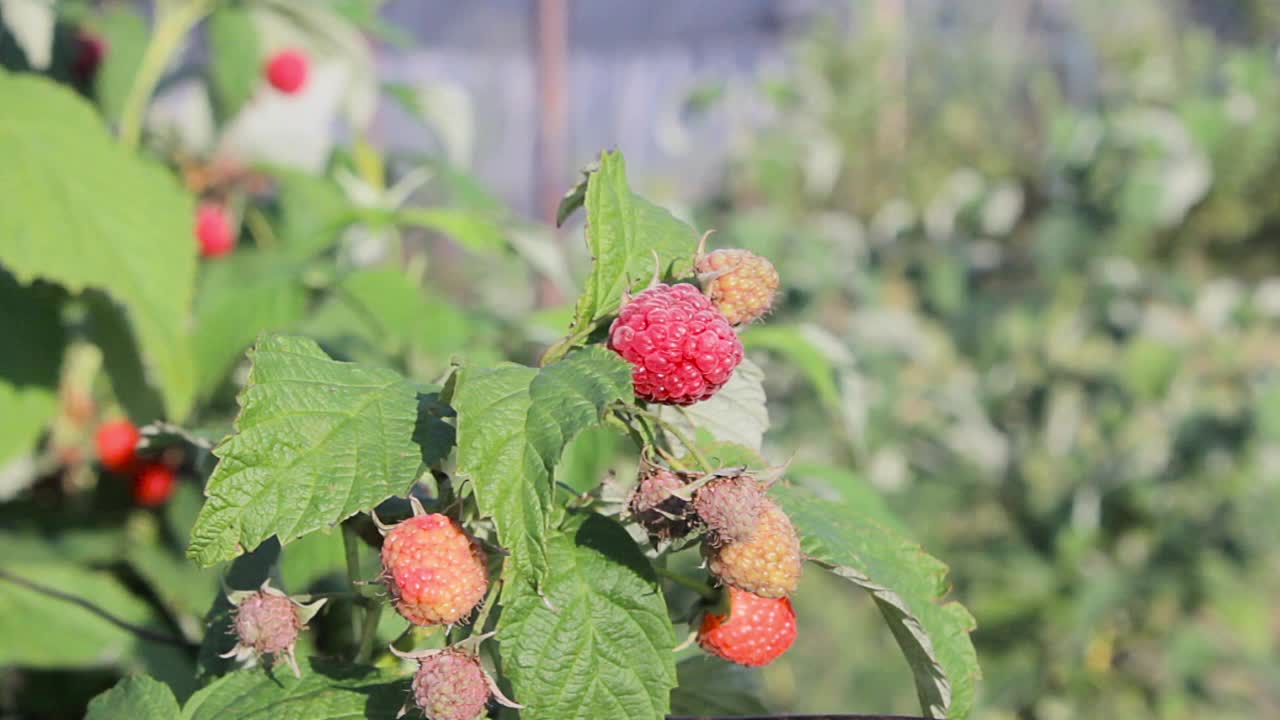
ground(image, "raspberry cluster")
xmin=625 ymin=460 xmax=805 ymax=667
xmin=94 ymin=419 xmax=177 ymax=506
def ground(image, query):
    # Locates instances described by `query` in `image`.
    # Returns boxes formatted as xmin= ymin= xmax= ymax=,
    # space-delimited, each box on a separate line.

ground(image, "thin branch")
xmin=622 ymin=405 xmax=715 ymax=473
xmin=469 ymin=578 xmax=503 ymax=636
xmin=0 ymin=568 xmax=197 ymax=649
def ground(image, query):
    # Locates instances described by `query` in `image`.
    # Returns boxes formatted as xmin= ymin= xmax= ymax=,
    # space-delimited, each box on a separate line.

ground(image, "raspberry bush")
xmin=0 ymin=3 xmax=979 ymax=719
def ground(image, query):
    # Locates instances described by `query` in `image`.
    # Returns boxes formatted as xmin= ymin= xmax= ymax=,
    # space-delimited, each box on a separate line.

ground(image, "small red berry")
xmin=95 ymin=420 xmax=140 ymax=472
xmin=132 ymin=463 xmax=176 ymax=506
xmin=607 ymin=283 xmax=744 ymax=405
xmin=264 ymin=49 xmax=309 ymax=94
xmin=381 ymin=513 xmax=489 ymax=626
xmin=697 ymin=586 xmax=797 ymax=667
xmin=194 ymin=202 xmax=236 ymax=258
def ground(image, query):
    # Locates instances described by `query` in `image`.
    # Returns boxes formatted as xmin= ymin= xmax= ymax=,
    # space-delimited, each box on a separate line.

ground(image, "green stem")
xmin=245 ymin=208 xmax=278 ymax=249
xmin=355 ymin=597 xmax=383 ymax=663
xmin=540 ymin=322 xmax=597 ymax=366
xmin=118 ymin=0 xmax=213 ymax=150
xmin=654 ymin=567 xmax=717 ymax=601
xmin=469 ymin=578 xmax=502 ymax=637
xmin=342 ymin=522 xmax=364 ymax=652
xmin=625 ymin=406 xmax=715 ymax=473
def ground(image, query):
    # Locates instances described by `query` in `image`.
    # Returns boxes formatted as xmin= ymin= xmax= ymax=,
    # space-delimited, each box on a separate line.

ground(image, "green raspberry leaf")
xmin=454 ymin=346 xmax=632 ymax=583
xmin=498 ymin=513 xmax=677 ymax=720
xmin=0 ymin=70 xmax=197 ymax=419
xmin=207 ymin=5 xmax=260 ymax=123
xmin=187 ymin=335 xmax=421 ymax=567
xmin=192 ymin=250 xmax=307 ymax=398
xmin=658 ymin=357 xmax=768 ymax=451
xmin=670 ymin=657 xmax=771 ymax=716
xmin=773 ymin=483 xmax=981 ymax=720
xmin=86 ymin=675 xmax=180 ymax=720
xmin=180 ymin=660 xmax=403 ymax=720
xmin=0 ymin=561 xmax=170 ymax=668
xmin=570 ymin=149 xmax=699 ymax=333
xmin=0 ymin=270 xmax=63 ymax=468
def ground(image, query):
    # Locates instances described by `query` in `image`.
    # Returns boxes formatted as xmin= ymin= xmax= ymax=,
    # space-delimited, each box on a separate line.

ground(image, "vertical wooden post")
xmin=535 ymin=0 xmax=569 ymax=306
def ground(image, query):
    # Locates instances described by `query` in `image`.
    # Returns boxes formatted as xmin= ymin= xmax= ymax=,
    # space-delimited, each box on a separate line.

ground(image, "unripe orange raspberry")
xmin=697 ymin=249 xmax=780 ymax=325
xmin=381 ymin=514 xmax=488 ymax=626
xmin=704 ymin=499 xmax=802 ymax=598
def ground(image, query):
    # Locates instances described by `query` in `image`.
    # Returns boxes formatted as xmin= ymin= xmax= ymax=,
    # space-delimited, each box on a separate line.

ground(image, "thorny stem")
xmin=654 ymin=566 xmax=717 ymax=601
xmin=119 ymin=0 xmax=213 ymax=150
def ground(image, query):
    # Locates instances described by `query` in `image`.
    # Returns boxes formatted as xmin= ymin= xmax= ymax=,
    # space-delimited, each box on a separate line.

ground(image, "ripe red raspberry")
xmin=221 ymin=582 xmax=325 ymax=678
xmin=95 ymin=419 xmax=140 ymax=472
xmin=693 ymin=474 xmax=766 ymax=544
xmin=381 ymin=513 xmax=488 ymax=626
xmin=607 ymin=283 xmax=743 ymax=405
xmin=411 ymin=649 xmax=491 ymax=720
xmin=704 ymin=499 xmax=802 ymax=598
xmin=264 ymin=49 xmax=309 ymax=94
xmin=696 ymin=248 xmax=779 ymax=325
xmin=132 ymin=462 xmax=176 ymax=506
xmin=698 ymin=586 xmax=797 ymax=667
xmin=194 ymin=202 xmax=236 ymax=258
xmin=629 ymin=463 xmax=693 ymax=542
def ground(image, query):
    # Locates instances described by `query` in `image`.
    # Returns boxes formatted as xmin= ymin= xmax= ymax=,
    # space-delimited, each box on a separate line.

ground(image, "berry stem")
xmin=623 ymin=406 xmax=715 ymax=473
xmin=653 ymin=566 xmax=717 ymax=601
xmin=341 ymin=520 xmax=366 ymax=653
xmin=355 ymin=597 xmax=383 ymax=663
xmin=468 ymin=578 xmax=502 ymax=637
xmin=118 ymin=0 xmax=214 ymax=150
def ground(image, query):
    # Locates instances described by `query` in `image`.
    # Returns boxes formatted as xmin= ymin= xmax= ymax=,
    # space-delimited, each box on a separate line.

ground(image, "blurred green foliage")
xmin=702 ymin=2 xmax=1280 ymax=717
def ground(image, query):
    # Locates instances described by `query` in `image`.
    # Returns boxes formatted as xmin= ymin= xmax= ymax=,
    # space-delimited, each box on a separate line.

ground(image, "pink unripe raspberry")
xmin=412 ymin=650 xmax=491 ymax=720
xmin=381 ymin=514 xmax=488 ymax=626
xmin=693 ymin=474 xmax=766 ymax=544
xmin=607 ymin=283 xmax=743 ymax=405
xmin=264 ymin=49 xmax=309 ymax=94
xmin=220 ymin=582 xmax=325 ymax=678
xmin=233 ymin=591 xmax=301 ymax=655
xmin=194 ymin=202 xmax=236 ymax=258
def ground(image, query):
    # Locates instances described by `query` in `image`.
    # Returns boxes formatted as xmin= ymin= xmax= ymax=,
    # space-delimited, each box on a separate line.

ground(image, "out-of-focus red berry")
xmin=132 ymin=463 xmax=176 ymax=506
xmin=96 ymin=420 xmax=140 ymax=472
xmin=264 ymin=49 xmax=309 ymax=94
